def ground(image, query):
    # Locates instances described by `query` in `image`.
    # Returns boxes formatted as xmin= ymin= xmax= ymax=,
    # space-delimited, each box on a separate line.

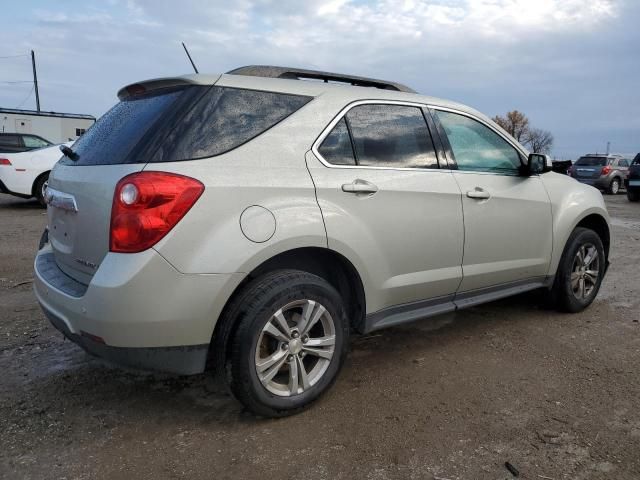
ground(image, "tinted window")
xmin=23 ymin=136 xmax=51 ymax=148
xmin=618 ymin=159 xmax=629 ymax=167
xmin=151 ymin=87 xmax=310 ymax=162
xmin=62 ymin=86 xmax=311 ymax=166
xmin=0 ymin=135 xmax=21 ymax=147
xmin=63 ymin=87 xmax=189 ymax=166
xmin=345 ymin=104 xmax=438 ymax=168
xmin=318 ymin=118 xmax=355 ymax=165
xmin=575 ymin=157 xmax=607 ymax=167
xmin=436 ymin=110 xmax=521 ymax=173
xmin=633 ymin=154 xmax=640 ymax=165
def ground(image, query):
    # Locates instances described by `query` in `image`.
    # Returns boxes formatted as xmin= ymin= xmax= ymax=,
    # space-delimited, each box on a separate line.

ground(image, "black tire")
xmin=607 ymin=177 xmax=620 ymax=195
xmin=225 ymin=270 xmax=349 ymax=417
xmin=628 ymin=189 xmax=640 ymax=202
xmin=550 ymin=227 xmax=605 ymax=313
xmin=34 ymin=173 xmax=49 ymax=207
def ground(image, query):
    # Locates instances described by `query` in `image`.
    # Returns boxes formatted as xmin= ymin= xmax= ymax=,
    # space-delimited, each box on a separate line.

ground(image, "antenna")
xmin=181 ymin=42 xmax=199 ymax=74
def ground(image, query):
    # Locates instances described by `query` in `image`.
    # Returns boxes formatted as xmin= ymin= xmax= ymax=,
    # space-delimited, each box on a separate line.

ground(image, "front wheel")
xmin=607 ymin=177 xmax=620 ymax=195
xmin=550 ymin=227 xmax=605 ymax=313
xmin=226 ymin=270 xmax=349 ymax=417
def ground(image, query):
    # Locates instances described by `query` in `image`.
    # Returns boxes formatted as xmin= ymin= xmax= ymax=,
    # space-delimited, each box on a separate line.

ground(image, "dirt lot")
xmin=0 ymin=193 xmax=639 ymax=480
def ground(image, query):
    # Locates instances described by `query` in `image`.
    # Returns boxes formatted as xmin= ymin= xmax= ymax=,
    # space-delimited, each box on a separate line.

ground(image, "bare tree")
xmin=525 ymin=128 xmax=554 ymax=154
xmin=492 ymin=110 xmax=530 ymax=142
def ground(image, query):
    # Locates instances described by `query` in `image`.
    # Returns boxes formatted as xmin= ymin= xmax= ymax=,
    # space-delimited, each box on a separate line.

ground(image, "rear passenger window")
xmin=0 ymin=135 xmax=21 ymax=147
xmin=318 ymin=118 xmax=355 ymax=165
xmin=346 ymin=104 xmax=438 ymax=168
xmin=619 ymin=159 xmax=629 ymax=167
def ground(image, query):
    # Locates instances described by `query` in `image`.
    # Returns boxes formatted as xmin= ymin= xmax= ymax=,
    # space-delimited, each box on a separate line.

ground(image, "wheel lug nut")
xmin=292 ymin=331 xmax=299 ymax=339
xmin=281 ymin=343 xmax=288 ymax=350
xmin=302 ymin=335 xmax=309 ymax=344
xmin=287 ymin=355 xmax=294 ymax=362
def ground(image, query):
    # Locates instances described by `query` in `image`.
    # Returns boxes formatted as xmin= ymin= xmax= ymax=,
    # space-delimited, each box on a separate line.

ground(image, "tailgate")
xmin=47 ymin=164 xmax=143 ymax=284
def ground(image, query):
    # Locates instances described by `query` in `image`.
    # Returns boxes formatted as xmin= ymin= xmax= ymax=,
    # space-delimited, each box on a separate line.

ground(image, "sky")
xmin=0 ymin=0 xmax=638 ymax=159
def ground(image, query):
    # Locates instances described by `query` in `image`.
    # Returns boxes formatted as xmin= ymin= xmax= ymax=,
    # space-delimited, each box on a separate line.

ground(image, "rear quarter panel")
xmin=150 ymin=97 xmax=334 ymax=275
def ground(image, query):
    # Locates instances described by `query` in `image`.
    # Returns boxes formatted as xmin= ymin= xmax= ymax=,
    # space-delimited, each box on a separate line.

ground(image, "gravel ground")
xmin=0 ymin=193 xmax=639 ymax=480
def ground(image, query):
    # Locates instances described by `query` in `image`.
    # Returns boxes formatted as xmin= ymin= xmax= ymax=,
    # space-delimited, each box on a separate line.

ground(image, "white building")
xmin=0 ymin=108 xmax=95 ymax=144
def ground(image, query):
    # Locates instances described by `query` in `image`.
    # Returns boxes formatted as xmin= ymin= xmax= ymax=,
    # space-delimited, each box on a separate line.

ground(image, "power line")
xmin=0 ymin=53 xmax=29 ymax=59
xmin=0 ymin=80 xmax=33 ymax=84
xmin=14 ymin=84 xmax=35 ymax=109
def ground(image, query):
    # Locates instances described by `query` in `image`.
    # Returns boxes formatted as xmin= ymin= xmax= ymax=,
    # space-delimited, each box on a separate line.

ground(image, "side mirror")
xmin=522 ymin=153 xmax=552 ymax=176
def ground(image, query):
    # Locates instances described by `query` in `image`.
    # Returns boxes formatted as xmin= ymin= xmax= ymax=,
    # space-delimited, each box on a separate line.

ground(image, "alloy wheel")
xmin=255 ymin=299 xmax=335 ymax=397
xmin=611 ymin=179 xmax=620 ymax=194
xmin=570 ymin=242 xmax=600 ymax=299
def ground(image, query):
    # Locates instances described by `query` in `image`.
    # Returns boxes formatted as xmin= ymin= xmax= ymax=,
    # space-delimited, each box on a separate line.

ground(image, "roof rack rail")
xmin=226 ymin=65 xmax=416 ymax=93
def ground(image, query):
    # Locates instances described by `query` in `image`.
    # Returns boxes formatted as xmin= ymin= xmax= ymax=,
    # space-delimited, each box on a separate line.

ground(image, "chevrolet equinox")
xmin=34 ymin=66 xmax=611 ymax=417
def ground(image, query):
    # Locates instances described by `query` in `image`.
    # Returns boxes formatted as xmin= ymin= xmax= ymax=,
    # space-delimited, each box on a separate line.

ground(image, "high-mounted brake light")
xmin=0 ymin=158 xmax=11 ymax=166
xmin=601 ymin=165 xmax=612 ymax=175
xmin=110 ymin=172 xmax=204 ymax=253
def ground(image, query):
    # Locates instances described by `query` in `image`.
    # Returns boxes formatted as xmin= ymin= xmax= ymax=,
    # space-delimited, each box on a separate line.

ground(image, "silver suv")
xmin=569 ymin=154 xmax=630 ymax=194
xmin=34 ymin=66 xmax=611 ymax=416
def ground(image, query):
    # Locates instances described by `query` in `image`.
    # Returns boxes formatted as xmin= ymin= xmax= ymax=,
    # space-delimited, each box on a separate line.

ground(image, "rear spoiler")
xmin=117 ymin=74 xmax=221 ymax=100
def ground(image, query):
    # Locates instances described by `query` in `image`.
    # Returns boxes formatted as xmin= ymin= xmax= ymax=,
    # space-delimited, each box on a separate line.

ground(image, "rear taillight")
xmin=0 ymin=158 xmax=11 ymax=166
xmin=601 ymin=165 xmax=612 ymax=175
xmin=110 ymin=171 xmax=204 ymax=253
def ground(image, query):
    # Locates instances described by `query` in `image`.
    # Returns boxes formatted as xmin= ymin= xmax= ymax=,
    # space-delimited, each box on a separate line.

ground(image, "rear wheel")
xmin=628 ymin=189 xmax=640 ymax=202
xmin=607 ymin=177 xmax=620 ymax=195
xmin=550 ymin=227 xmax=605 ymax=313
xmin=225 ymin=270 xmax=349 ymax=417
xmin=34 ymin=173 xmax=49 ymax=207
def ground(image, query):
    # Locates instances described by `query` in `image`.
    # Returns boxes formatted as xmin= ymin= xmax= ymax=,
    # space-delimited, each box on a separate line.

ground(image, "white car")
xmin=0 ymin=142 xmax=69 ymax=206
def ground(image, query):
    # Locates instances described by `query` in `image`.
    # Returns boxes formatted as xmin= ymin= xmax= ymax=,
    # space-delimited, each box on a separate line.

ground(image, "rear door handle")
xmin=466 ymin=187 xmax=490 ymax=200
xmin=342 ymin=179 xmax=378 ymax=195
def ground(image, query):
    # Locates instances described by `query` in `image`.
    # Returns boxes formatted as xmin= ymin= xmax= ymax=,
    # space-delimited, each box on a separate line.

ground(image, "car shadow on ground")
xmin=10 ymin=289 xmax=552 ymax=429
xmin=0 ymin=196 xmax=42 ymax=210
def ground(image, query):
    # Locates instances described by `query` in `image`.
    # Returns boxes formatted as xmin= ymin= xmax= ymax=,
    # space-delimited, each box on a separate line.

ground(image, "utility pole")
xmin=31 ymin=50 xmax=40 ymax=112
xmin=606 ymin=141 xmax=610 ymax=155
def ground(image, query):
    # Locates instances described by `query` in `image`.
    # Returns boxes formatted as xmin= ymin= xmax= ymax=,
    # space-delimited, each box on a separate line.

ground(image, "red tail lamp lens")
xmin=110 ymin=172 xmax=204 ymax=253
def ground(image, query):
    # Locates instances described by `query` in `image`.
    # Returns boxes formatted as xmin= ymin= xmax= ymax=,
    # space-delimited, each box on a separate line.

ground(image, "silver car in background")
xmin=569 ymin=154 xmax=630 ymax=194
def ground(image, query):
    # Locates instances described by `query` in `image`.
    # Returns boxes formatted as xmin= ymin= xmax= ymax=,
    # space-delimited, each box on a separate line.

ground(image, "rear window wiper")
xmin=59 ymin=144 xmax=78 ymax=161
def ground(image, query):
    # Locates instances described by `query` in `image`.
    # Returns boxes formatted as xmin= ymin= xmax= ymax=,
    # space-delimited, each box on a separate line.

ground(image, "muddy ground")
xmin=0 ymin=193 xmax=639 ymax=480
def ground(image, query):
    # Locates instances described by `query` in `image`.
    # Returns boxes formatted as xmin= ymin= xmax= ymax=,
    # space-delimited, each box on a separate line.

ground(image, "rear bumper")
xmin=34 ymin=245 xmax=244 ymax=375
xmin=573 ymin=177 xmax=609 ymax=189
xmin=0 ymin=168 xmax=33 ymax=197
xmin=0 ymin=177 xmax=32 ymax=199
xmin=42 ymin=305 xmax=209 ymax=374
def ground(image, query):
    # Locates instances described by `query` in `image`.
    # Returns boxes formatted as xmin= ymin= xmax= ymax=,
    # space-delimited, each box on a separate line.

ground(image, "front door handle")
xmin=466 ymin=187 xmax=490 ymax=200
xmin=342 ymin=179 xmax=379 ymax=195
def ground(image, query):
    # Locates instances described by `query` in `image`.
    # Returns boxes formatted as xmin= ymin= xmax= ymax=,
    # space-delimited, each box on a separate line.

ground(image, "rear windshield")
xmin=61 ymin=86 xmax=312 ymax=166
xmin=575 ymin=156 xmax=607 ymax=166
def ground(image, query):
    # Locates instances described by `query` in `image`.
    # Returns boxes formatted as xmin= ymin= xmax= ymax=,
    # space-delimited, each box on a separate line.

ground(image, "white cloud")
xmin=0 ymin=0 xmax=632 ymax=158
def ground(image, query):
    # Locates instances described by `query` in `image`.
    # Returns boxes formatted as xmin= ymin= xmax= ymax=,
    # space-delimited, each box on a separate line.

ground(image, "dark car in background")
xmin=625 ymin=153 xmax=640 ymax=202
xmin=0 ymin=133 xmax=53 ymax=153
xmin=569 ymin=154 xmax=630 ymax=194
